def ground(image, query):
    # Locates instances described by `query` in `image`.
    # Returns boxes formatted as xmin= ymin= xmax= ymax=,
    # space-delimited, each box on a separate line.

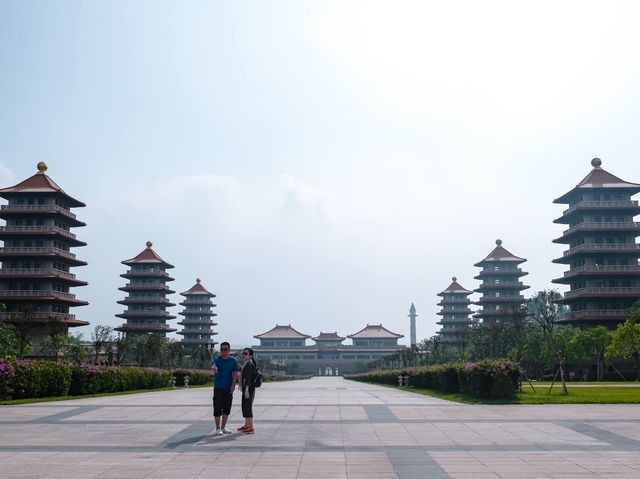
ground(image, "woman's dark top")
xmin=241 ymin=359 xmax=257 ymax=391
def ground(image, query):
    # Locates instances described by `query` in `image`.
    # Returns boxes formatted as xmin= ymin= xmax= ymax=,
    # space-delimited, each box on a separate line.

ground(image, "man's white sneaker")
xmin=221 ymin=427 xmax=232 ymax=434
xmin=214 ymin=428 xmax=224 ymax=436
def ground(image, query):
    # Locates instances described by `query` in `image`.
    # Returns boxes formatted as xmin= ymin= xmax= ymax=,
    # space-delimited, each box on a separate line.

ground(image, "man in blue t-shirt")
xmin=211 ymin=341 xmax=240 ymax=435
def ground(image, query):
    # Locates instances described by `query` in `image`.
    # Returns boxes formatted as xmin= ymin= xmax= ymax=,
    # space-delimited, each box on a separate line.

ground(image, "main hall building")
xmin=252 ymin=324 xmax=406 ymax=375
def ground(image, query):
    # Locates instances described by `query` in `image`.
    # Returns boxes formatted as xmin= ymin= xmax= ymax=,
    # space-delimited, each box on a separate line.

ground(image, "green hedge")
xmin=1 ymin=360 xmax=212 ymax=400
xmin=345 ymin=359 xmax=520 ymax=400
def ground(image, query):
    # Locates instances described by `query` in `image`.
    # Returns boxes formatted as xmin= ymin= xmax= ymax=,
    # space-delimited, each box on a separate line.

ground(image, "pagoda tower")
xmin=0 ymin=162 xmax=89 ymax=348
xmin=115 ymin=241 xmax=176 ymax=337
xmin=436 ymin=277 xmax=473 ymax=346
xmin=474 ymin=240 xmax=529 ymax=322
xmin=177 ymin=278 xmax=218 ymax=353
xmin=552 ymin=158 xmax=640 ymax=326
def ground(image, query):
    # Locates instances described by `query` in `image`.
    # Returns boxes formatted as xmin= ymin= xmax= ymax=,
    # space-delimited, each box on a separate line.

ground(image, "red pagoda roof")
xmin=181 ymin=278 xmax=214 ymax=296
xmin=122 ymin=241 xmax=175 ymax=268
xmin=254 ymin=324 xmax=311 ymax=339
xmin=438 ymin=277 xmax=472 ymax=296
xmin=0 ymin=163 xmax=85 ymax=207
xmin=312 ymin=331 xmax=345 ymax=341
xmin=554 ymin=158 xmax=640 ymax=203
xmin=474 ymin=240 xmax=526 ymax=266
xmin=348 ymin=324 xmax=403 ymax=339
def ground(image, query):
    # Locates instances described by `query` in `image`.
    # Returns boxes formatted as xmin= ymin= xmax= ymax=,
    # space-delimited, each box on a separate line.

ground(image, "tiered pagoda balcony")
xmin=120 ymin=270 xmax=172 ymax=279
xmin=475 ymin=294 xmax=526 ymax=304
xmin=177 ymin=319 xmax=217 ymax=326
xmin=474 ymin=270 xmax=528 ymax=279
xmin=556 ymin=200 xmax=640 ymax=221
xmin=436 ymin=298 xmax=471 ymax=306
xmin=554 ymin=221 xmax=640 ymax=243
xmin=554 ymin=265 xmax=640 ymax=283
xmin=117 ymin=297 xmax=176 ymax=306
xmin=115 ymin=310 xmax=176 ymax=319
xmin=115 ymin=323 xmax=177 ymax=333
xmin=0 ymin=204 xmax=85 ymax=226
xmin=0 ymin=268 xmax=87 ymax=285
xmin=179 ymin=299 xmax=215 ymax=307
xmin=563 ymin=287 xmax=640 ymax=299
xmin=477 ymin=281 xmax=527 ymax=291
xmin=436 ymin=317 xmax=474 ymax=325
xmin=563 ymin=309 xmax=630 ymax=321
xmin=554 ymin=243 xmax=640 ymax=263
xmin=0 ymin=289 xmax=88 ymax=305
xmin=0 ymin=225 xmax=87 ymax=246
xmin=0 ymin=246 xmax=87 ymax=265
xmin=119 ymin=283 xmax=176 ymax=293
xmin=437 ymin=307 xmax=473 ymax=315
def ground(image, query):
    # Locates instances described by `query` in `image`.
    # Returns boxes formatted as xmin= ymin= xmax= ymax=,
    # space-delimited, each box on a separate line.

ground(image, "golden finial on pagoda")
xmin=37 ymin=162 xmax=48 ymax=174
xmin=591 ymin=157 xmax=602 ymax=168
xmin=146 ymin=241 xmax=153 ymax=248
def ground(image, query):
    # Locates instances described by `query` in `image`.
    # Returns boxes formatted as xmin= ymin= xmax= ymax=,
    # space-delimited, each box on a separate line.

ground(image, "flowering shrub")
xmin=346 ymin=359 xmax=520 ymax=400
xmin=0 ymin=358 xmax=16 ymax=400
xmin=1 ymin=361 xmax=210 ymax=400
xmin=460 ymin=359 xmax=520 ymax=399
xmin=9 ymin=360 xmax=72 ymax=399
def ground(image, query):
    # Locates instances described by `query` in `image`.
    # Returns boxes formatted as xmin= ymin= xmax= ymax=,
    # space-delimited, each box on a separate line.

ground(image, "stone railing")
xmin=0 ymin=225 xmax=78 ymax=240
xmin=563 ymin=221 xmax=640 ymax=235
xmin=564 ymin=287 xmax=640 ymax=299
xmin=0 ymin=204 xmax=78 ymax=219
xmin=562 ymin=200 xmax=639 ymax=215
xmin=0 ymin=268 xmax=77 ymax=280
xmin=563 ymin=265 xmax=640 ymax=277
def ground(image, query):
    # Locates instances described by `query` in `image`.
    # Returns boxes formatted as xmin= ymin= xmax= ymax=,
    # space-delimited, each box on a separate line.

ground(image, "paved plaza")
xmin=1 ymin=377 xmax=640 ymax=478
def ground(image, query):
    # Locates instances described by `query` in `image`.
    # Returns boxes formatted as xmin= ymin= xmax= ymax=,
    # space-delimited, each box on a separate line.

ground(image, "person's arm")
xmin=211 ymin=357 xmax=218 ymax=376
xmin=244 ymin=363 xmax=254 ymax=399
xmin=230 ymin=360 xmax=240 ymax=394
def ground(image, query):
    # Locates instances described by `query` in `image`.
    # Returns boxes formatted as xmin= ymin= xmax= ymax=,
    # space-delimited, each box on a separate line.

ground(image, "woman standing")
xmin=238 ymin=348 xmax=257 ymax=434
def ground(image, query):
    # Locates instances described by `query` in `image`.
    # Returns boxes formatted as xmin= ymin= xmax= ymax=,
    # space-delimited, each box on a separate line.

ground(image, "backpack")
xmin=253 ymin=365 xmax=263 ymax=388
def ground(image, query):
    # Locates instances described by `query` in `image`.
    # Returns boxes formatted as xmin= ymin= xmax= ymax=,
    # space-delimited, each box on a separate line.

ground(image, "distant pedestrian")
xmin=237 ymin=348 xmax=258 ymax=434
xmin=211 ymin=342 xmax=240 ymax=436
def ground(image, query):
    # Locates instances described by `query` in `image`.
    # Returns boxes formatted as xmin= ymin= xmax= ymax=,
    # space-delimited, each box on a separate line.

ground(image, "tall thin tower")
xmin=409 ymin=303 xmax=417 ymax=347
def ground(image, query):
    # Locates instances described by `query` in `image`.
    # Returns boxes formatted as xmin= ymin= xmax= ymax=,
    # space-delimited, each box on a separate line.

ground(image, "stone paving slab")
xmin=1 ymin=376 xmax=640 ymax=478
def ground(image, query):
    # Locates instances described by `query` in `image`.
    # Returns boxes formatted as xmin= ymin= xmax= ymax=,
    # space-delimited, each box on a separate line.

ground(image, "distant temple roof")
xmin=312 ymin=332 xmax=345 ymax=341
xmin=254 ymin=324 xmax=311 ymax=340
xmin=0 ymin=162 xmax=85 ymax=207
xmin=554 ymin=158 xmax=640 ymax=203
xmin=474 ymin=239 xmax=526 ymax=266
xmin=122 ymin=241 xmax=175 ymax=268
xmin=438 ymin=277 xmax=473 ymax=296
xmin=348 ymin=324 xmax=403 ymax=339
xmin=181 ymin=278 xmax=214 ymax=296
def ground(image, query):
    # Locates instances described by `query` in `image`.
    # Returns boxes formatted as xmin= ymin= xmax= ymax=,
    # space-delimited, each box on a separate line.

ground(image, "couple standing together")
xmin=211 ymin=342 xmax=257 ymax=435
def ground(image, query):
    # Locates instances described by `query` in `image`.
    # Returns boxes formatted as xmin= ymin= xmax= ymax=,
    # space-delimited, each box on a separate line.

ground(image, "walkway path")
xmin=1 ymin=376 xmax=640 ymax=478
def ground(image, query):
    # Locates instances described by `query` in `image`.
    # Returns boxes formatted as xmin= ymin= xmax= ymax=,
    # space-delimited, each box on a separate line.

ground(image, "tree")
xmin=164 ymin=341 xmax=184 ymax=368
xmin=190 ymin=345 xmax=213 ymax=370
xmin=40 ymin=334 xmax=71 ymax=360
xmin=606 ymin=318 xmax=640 ymax=381
xmin=0 ymin=323 xmax=21 ymax=359
xmin=65 ymin=338 xmax=89 ymax=365
xmin=530 ymin=289 xmax=570 ymax=395
xmin=579 ymin=326 xmax=611 ymax=381
xmin=90 ymin=325 xmax=114 ymax=364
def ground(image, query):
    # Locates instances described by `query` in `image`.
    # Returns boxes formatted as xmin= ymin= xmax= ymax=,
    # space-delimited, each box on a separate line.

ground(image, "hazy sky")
xmin=1 ymin=1 xmax=639 ymax=346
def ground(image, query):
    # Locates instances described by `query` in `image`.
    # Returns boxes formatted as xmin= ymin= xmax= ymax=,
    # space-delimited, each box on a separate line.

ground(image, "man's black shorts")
xmin=213 ymin=387 xmax=233 ymax=417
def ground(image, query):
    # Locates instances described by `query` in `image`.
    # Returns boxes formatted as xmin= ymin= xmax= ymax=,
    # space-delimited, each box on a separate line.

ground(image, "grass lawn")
xmin=388 ymin=383 xmax=640 ymax=404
